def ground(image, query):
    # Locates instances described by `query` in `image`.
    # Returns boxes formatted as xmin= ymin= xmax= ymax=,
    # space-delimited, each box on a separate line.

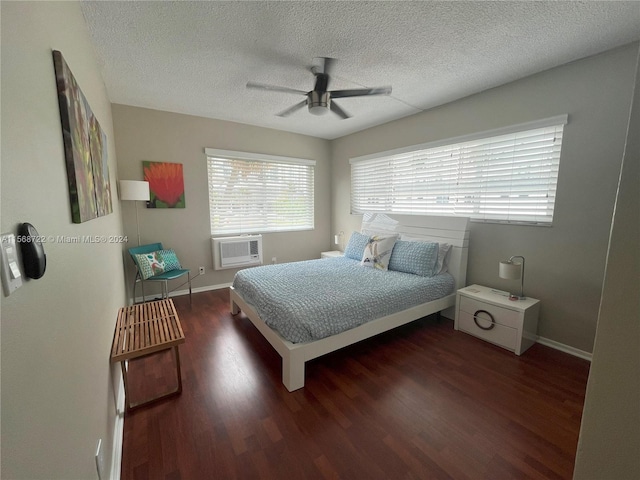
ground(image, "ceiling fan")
xmin=246 ymin=57 xmax=392 ymax=119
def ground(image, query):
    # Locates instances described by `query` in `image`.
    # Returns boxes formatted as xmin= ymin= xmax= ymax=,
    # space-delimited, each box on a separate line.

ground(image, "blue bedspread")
xmin=232 ymin=257 xmax=454 ymax=343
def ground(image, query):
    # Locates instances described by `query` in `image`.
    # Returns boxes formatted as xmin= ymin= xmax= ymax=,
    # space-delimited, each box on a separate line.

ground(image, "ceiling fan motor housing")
xmin=247 ymin=58 xmax=390 ymax=119
xmin=308 ymin=91 xmax=330 ymax=115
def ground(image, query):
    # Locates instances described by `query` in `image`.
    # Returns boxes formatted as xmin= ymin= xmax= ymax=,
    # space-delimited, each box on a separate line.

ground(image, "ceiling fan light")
xmin=309 ymin=104 xmax=329 ymax=115
xmin=308 ymin=91 xmax=330 ymax=115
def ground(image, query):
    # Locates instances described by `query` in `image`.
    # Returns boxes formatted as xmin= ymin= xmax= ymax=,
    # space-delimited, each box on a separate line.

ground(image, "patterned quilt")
xmin=232 ymin=257 xmax=455 ymax=343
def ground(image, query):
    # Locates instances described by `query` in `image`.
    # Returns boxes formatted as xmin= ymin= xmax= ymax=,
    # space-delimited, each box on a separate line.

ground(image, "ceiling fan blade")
xmin=330 ymin=100 xmax=351 ymax=119
xmin=276 ymin=99 xmax=308 ymax=117
xmin=246 ymin=81 xmax=307 ymax=96
xmin=330 ymin=86 xmax=392 ymax=98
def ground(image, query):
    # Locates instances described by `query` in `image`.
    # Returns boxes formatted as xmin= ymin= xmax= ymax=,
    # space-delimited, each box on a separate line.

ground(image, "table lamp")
xmin=499 ymin=255 xmax=526 ymax=300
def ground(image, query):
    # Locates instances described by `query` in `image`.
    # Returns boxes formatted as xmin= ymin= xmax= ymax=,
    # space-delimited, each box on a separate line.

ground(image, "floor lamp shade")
xmin=119 ymin=180 xmax=150 ymax=245
xmin=119 ymin=180 xmax=150 ymax=201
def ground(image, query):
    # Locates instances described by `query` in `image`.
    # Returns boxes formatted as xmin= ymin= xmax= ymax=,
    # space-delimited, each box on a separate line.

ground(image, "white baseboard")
xmin=537 ymin=336 xmax=592 ymax=361
xmin=110 ymin=373 xmax=125 ymax=480
xmin=173 ymin=282 xmax=232 ymax=297
xmin=131 ymin=282 xmax=232 ymax=304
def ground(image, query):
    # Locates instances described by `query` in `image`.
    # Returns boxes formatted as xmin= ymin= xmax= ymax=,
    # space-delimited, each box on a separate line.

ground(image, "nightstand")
xmin=455 ymin=284 xmax=540 ymax=355
xmin=321 ymin=250 xmax=343 ymax=259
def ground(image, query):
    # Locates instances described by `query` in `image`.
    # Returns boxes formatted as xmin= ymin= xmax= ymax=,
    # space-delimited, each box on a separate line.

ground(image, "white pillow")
xmin=435 ymin=243 xmax=452 ymax=274
xmin=361 ymin=234 xmax=398 ymax=270
xmin=361 ymin=227 xmax=398 ymax=237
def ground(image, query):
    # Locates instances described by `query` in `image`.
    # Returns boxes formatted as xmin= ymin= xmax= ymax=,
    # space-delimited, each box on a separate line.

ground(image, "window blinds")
xmin=206 ymin=149 xmax=315 ymax=235
xmin=351 ymin=118 xmax=566 ymax=225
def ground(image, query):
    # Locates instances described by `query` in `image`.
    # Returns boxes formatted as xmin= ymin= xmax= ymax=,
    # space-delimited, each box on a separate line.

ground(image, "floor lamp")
xmin=118 ymin=180 xmax=150 ymax=245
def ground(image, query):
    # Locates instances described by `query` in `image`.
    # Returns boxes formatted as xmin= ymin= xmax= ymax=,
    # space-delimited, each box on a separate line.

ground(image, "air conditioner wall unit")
xmin=212 ymin=235 xmax=263 ymax=270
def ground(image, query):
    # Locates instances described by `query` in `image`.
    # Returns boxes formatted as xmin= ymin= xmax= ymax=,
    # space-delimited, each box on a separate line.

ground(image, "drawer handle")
xmin=473 ymin=309 xmax=495 ymax=331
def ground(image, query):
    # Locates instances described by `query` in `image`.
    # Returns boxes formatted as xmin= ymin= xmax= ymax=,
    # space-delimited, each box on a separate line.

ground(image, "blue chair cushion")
xmin=146 ymin=268 xmax=190 ymax=281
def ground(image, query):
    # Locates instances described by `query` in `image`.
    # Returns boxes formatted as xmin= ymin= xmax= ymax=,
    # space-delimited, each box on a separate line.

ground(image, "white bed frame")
xmin=230 ymin=214 xmax=470 ymax=391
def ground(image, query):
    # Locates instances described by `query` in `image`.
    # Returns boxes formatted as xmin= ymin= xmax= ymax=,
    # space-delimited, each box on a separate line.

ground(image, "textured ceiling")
xmin=81 ymin=1 xmax=640 ymax=140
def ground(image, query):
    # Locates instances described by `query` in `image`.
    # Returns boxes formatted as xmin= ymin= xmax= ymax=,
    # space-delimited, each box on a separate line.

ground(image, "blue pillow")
xmin=344 ymin=231 xmax=370 ymax=260
xmin=388 ymin=240 xmax=439 ymax=277
xmin=157 ymin=249 xmax=182 ymax=271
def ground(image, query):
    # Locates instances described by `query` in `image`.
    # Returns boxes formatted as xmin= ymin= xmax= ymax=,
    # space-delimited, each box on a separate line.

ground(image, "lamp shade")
xmin=119 ymin=180 xmax=150 ymax=201
xmin=499 ymin=260 xmax=522 ymax=280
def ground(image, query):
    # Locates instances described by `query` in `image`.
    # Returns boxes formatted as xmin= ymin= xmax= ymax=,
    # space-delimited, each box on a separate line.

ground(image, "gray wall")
xmin=112 ymin=105 xmax=331 ymax=296
xmin=574 ymin=48 xmax=640 ymax=479
xmin=1 ymin=2 xmax=125 ymax=478
xmin=331 ymin=43 xmax=639 ymax=354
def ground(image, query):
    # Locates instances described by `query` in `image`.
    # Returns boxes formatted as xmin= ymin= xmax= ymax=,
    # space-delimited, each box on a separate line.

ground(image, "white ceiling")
xmin=81 ymin=1 xmax=640 ymax=140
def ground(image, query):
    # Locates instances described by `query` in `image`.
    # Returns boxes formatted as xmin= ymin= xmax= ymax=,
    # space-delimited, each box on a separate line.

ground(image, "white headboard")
xmin=360 ymin=213 xmax=470 ymax=290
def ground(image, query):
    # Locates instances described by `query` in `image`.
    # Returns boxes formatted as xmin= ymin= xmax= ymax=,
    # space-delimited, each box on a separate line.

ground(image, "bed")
xmin=230 ymin=214 xmax=470 ymax=391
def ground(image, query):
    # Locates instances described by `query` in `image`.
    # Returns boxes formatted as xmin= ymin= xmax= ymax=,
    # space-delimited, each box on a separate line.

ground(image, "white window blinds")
xmin=351 ymin=116 xmax=567 ymax=225
xmin=205 ymin=148 xmax=315 ymax=235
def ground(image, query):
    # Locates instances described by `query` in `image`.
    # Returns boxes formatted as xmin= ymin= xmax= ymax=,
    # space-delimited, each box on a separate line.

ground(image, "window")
xmin=206 ymin=148 xmax=315 ymax=235
xmin=351 ymin=115 xmax=567 ymax=225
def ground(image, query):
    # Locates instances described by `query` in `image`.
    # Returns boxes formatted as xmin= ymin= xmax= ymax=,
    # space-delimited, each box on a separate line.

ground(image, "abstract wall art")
xmin=52 ymin=50 xmax=112 ymax=223
xmin=142 ymin=161 xmax=186 ymax=208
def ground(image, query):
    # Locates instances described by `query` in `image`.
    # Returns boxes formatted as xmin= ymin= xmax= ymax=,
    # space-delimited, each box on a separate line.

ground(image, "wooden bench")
xmin=110 ymin=299 xmax=185 ymax=411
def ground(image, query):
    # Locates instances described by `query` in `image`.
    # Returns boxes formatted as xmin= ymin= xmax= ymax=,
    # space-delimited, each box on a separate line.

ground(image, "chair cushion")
xmin=135 ymin=249 xmax=182 ymax=280
xmin=147 ymin=269 xmax=189 ymax=281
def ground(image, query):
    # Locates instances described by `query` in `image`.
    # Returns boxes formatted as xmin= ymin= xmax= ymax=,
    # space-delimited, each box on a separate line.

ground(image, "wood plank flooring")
xmin=120 ymin=289 xmax=590 ymax=479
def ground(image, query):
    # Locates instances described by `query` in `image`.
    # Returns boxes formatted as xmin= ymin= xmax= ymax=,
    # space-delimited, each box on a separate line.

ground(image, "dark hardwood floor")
xmin=120 ymin=289 xmax=590 ymax=479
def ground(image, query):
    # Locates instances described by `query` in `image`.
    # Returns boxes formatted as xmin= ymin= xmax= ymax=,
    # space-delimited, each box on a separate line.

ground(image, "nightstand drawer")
xmin=458 ymin=296 xmax=520 ymax=329
xmin=457 ymin=310 xmax=518 ymax=351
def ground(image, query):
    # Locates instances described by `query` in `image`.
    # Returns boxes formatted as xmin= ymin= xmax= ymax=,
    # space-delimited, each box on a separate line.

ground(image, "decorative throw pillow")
xmin=361 ymin=234 xmax=398 ymax=270
xmin=157 ymin=249 xmax=182 ymax=271
xmin=389 ymin=240 xmax=439 ymax=277
xmin=344 ymin=231 xmax=370 ymax=260
xmin=135 ymin=251 xmax=166 ymax=279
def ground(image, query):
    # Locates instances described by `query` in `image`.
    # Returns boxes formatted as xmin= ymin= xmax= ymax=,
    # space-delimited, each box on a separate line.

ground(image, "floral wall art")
xmin=53 ymin=50 xmax=112 ymax=223
xmin=143 ymin=161 xmax=186 ymax=208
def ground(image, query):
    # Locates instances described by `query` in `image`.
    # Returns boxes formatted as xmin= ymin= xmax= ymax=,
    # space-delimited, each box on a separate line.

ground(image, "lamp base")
xmin=508 ymin=293 xmax=526 ymax=301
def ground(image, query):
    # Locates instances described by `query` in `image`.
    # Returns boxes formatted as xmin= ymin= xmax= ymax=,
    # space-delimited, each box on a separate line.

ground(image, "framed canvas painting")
xmin=53 ymin=50 xmax=112 ymax=223
xmin=143 ymin=161 xmax=186 ymax=208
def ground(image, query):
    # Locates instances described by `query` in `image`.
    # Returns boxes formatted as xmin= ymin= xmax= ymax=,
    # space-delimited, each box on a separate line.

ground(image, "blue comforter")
xmin=232 ymin=257 xmax=454 ymax=343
